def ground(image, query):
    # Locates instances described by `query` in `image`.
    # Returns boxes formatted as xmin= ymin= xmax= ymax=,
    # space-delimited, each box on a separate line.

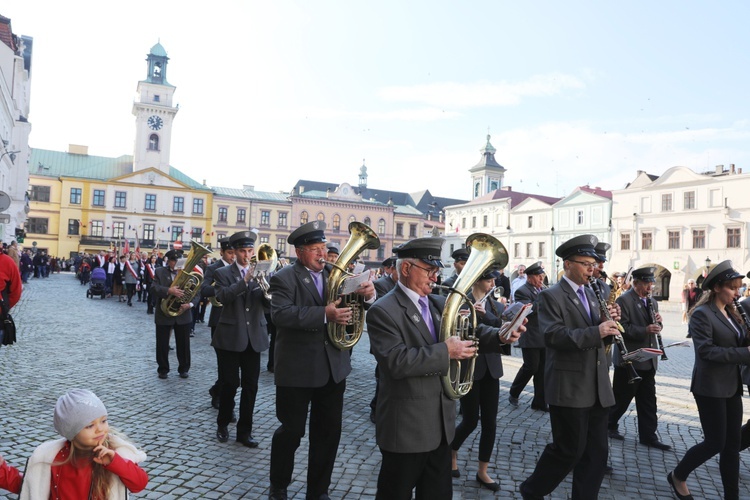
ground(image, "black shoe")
xmin=641 ymin=439 xmax=672 ymax=451
xmin=608 ymin=429 xmax=624 ymax=440
xmin=179 ymin=372 xmax=189 ymax=379
xmin=509 ymin=395 xmax=519 ymax=407
xmin=209 ymin=387 xmax=220 ymax=409
xmin=128 ymin=302 xmax=132 ymax=306
xmin=530 ymin=403 xmax=549 ymax=412
xmin=236 ymin=435 xmax=259 ymax=448
xmin=667 ymin=471 xmax=693 ymax=500
xmin=216 ymin=426 xmax=229 ymax=443
xmin=451 ymin=468 xmax=460 ymax=478
xmin=268 ymin=486 xmax=288 ymax=500
xmin=158 ymin=372 xmax=168 ymax=379
xmin=313 ymin=495 xmax=331 ymax=500
xmin=476 ymin=473 xmax=500 ymax=492
xmin=369 ymin=410 xmax=376 ymax=424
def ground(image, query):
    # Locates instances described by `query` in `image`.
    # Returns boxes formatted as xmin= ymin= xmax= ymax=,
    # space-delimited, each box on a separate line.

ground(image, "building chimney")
xmin=68 ymin=144 xmax=88 ymax=155
xmin=739 ymin=168 xmax=743 ymax=174
xmin=730 ymin=164 xmax=736 ymax=174
xmin=716 ymin=165 xmax=724 ymax=174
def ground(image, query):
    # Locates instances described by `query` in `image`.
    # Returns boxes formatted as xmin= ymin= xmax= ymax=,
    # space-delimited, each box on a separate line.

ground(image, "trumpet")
xmin=475 ymin=285 xmax=502 ymax=307
xmin=588 ymin=276 xmax=642 ymax=384
xmin=249 ymin=243 xmax=278 ymax=300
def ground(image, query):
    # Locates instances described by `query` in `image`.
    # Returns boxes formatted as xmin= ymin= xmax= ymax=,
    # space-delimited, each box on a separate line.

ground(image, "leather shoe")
xmin=158 ymin=372 xmax=167 ymax=379
xmin=236 ymin=435 xmax=259 ymax=448
xmin=530 ymin=403 xmax=549 ymax=412
xmin=608 ymin=429 xmax=624 ymax=440
xmin=216 ymin=426 xmax=229 ymax=443
xmin=641 ymin=439 xmax=672 ymax=451
xmin=208 ymin=387 xmax=220 ymax=409
xmin=268 ymin=486 xmax=288 ymax=500
xmin=179 ymin=372 xmax=189 ymax=379
xmin=508 ymin=395 xmax=519 ymax=407
xmin=476 ymin=473 xmax=500 ymax=492
xmin=369 ymin=410 xmax=376 ymax=424
xmin=451 ymin=468 xmax=460 ymax=478
xmin=667 ymin=471 xmax=693 ymax=500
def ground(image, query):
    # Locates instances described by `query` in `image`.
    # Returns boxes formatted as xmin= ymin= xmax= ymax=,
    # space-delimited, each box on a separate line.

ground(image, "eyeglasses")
xmin=300 ymin=246 xmax=327 ymax=254
xmin=408 ymin=262 xmax=440 ymax=278
xmin=568 ymin=260 xmax=597 ymax=269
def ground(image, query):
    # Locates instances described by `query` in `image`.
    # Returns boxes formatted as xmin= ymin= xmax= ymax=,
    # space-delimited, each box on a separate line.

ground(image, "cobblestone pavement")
xmin=1 ymin=274 xmax=749 ymax=499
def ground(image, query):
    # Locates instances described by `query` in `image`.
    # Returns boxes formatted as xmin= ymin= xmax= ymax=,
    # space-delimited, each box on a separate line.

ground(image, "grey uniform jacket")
xmin=540 ymin=279 xmax=615 ymax=408
xmin=211 ymin=263 xmax=270 ymax=353
xmin=514 ymin=282 xmax=545 ymax=349
xmin=367 ymin=286 xmax=503 ymax=454
xmin=689 ymin=301 xmax=750 ymax=398
xmin=202 ymin=259 xmax=225 ymax=328
xmin=615 ymin=289 xmax=659 ymax=371
xmin=269 ymin=261 xmax=351 ymax=388
xmin=373 ymin=275 xmax=396 ymax=300
xmin=150 ymin=266 xmax=199 ymax=326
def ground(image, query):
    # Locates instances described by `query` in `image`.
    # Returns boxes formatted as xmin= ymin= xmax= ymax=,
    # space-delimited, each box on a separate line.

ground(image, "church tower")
xmin=469 ymin=134 xmax=506 ymax=199
xmin=132 ymin=42 xmax=178 ymax=173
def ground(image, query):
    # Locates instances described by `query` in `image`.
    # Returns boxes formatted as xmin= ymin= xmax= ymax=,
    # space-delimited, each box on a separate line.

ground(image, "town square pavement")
xmin=1 ymin=274 xmax=749 ymax=499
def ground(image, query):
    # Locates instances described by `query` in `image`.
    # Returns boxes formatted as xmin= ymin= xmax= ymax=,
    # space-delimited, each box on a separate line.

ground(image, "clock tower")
xmin=132 ymin=42 xmax=178 ymax=173
xmin=469 ymin=134 xmax=506 ymax=199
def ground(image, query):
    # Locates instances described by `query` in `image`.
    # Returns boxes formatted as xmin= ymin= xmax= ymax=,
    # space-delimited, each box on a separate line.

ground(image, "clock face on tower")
xmin=147 ymin=115 xmax=163 ymax=130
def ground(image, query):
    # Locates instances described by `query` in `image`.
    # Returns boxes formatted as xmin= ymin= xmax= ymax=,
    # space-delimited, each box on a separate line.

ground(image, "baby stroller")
xmin=87 ymin=267 xmax=107 ymax=299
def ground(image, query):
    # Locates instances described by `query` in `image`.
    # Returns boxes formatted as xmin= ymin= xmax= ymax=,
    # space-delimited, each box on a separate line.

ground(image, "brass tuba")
xmin=325 ymin=221 xmax=381 ymax=350
xmin=160 ymin=240 xmax=211 ymax=317
xmin=436 ymin=233 xmax=508 ymax=400
xmin=250 ymin=243 xmax=278 ymax=300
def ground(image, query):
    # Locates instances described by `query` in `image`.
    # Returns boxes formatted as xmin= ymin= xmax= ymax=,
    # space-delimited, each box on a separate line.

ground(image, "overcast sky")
xmin=4 ymin=1 xmax=750 ymax=201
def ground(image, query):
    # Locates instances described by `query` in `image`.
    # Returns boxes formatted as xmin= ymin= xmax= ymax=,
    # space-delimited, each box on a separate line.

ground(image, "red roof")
xmin=468 ymin=187 xmax=561 ymax=208
xmin=577 ymin=185 xmax=612 ymax=199
xmin=0 ymin=15 xmax=16 ymax=52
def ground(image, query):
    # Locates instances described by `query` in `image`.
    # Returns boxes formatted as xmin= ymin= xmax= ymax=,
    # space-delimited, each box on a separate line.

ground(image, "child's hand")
xmin=92 ymin=439 xmax=114 ymax=466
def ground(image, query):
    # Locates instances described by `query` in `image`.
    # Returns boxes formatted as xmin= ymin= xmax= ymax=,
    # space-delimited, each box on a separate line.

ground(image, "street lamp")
xmin=0 ymin=150 xmax=19 ymax=163
xmin=705 ymin=256 xmax=711 ymax=271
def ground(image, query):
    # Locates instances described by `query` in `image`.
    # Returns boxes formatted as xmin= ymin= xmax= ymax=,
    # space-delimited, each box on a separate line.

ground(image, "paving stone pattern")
xmin=0 ymin=274 xmax=748 ymax=498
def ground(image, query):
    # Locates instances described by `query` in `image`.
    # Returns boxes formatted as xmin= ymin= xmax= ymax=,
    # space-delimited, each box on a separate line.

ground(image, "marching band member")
xmin=268 ymin=221 xmax=375 ymax=500
xmin=608 ymin=266 xmax=671 ymax=450
xmin=432 ymin=248 xmax=468 ymax=296
xmin=369 ymin=257 xmax=398 ymax=423
xmin=669 ymin=261 xmax=750 ymax=500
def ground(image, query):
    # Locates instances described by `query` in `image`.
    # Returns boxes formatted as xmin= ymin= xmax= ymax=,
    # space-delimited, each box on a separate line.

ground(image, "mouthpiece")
xmin=317 ymin=258 xmax=326 ymax=264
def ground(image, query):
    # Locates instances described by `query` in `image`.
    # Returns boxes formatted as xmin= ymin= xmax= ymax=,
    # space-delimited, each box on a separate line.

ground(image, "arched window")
xmin=364 ymin=216 xmax=371 ymax=227
xmin=317 ymin=212 xmax=325 ymax=221
xmin=332 ymin=214 xmax=341 ymax=231
xmin=300 ymin=211 xmax=308 ymax=225
xmin=378 ymin=218 xmax=386 ymax=235
xmin=349 ymin=215 xmax=356 ymax=224
xmin=474 ymin=181 xmax=480 ymax=198
xmin=148 ymin=134 xmax=159 ymax=151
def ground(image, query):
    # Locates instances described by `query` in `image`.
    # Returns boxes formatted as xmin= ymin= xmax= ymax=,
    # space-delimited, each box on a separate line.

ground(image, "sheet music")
xmin=340 ymin=272 xmax=370 ymax=295
xmin=664 ymin=340 xmax=692 ymax=348
xmin=622 ymin=347 xmax=663 ymax=362
xmin=254 ymin=261 xmax=273 ymax=274
xmin=499 ymin=303 xmax=533 ymax=340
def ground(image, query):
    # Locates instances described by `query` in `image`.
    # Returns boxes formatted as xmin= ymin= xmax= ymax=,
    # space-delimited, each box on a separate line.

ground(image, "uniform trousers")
xmin=674 ymin=391 xmax=742 ymax=500
xmin=608 ymin=366 xmax=658 ymax=442
xmin=265 ymin=313 xmax=276 ymax=371
xmin=270 ymin=377 xmax=345 ymax=498
xmin=377 ymin=439 xmax=452 ymax=500
xmin=451 ymin=371 xmax=499 ymax=462
xmin=216 ymin=345 xmax=260 ymax=436
xmin=155 ymin=323 xmax=191 ymax=375
xmin=509 ymin=348 xmax=546 ymax=406
xmin=521 ymin=403 xmax=609 ymax=500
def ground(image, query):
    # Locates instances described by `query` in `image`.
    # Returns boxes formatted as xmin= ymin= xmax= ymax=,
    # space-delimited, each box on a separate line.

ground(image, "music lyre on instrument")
xmin=647 ymin=292 xmax=667 ymax=360
xmin=588 ymin=276 xmax=642 ymax=384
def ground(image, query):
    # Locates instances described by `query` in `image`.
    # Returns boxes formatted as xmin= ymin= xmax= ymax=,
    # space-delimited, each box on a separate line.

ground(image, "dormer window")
xmin=148 ymin=134 xmax=159 ymax=151
xmin=153 ymin=95 xmax=160 ymax=102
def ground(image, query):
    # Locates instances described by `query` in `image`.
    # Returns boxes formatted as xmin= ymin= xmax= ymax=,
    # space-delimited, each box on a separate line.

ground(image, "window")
xmin=237 ymin=208 xmax=246 ymax=224
xmin=300 ymin=211 xmax=308 ymax=225
xmin=172 ymin=226 xmax=183 ymax=242
xmin=218 ymin=207 xmax=228 ymax=222
xmin=684 ymin=191 xmax=696 ymax=210
xmin=489 ymin=180 xmax=499 ymax=191
xmin=396 ymin=223 xmax=404 ymax=237
xmin=193 ymin=198 xmax=204 ymax=214
xmin=526 ymin=242 xmax=532 ymax=258
xmin=191 ymin=228 xmax=203 ymax=242
xmin=276 ymin=237 xmax=287 ymax=255
xmin=668 ymin=231 xmax=680 ymax=249
xmin=538 ymin=242 xmax=546 ymax=257
xmin=143 ymin=224 xmax=155 ymax=241
xmin=661 ymin=193 xmax=673 ymax=212
xmin=153 ymin=94 xmax=160 ymax=102
xmin=259 ymin=235 xmax=270 ymax=245
xmin=471 ymin=216 xmax=476 ymax=228
xmin=349 ymin=215 xmax=356 ymax=224
xmin=332 ymin=214 xmax=341 ymax=232
xmin=148 ymin=134 xmax=159 ymax=151
xmin=27 ymin=217 xmax=48 ymax=234
xmin=474 ymin=182 xmax=480 ymax=198
xmin=528 ymin=216 xmax=533 ymax=228
xmin=92 ymin=190 xmax=105 ymax=207
xmin=377 ymin=245 xmax=385 ymax=259
xmin=641 ymin=232 xmax=652 ymax=250
xmin=260 ymin=210 xmax=270 ymax=226
xmin=364 ymin=216 xmax=371 ymax=227
xmin=378 ymin=219 xmax=386 ymax=235
xmin=462 ymin=218 xmax=466 ymax=229
xmin=279 ymin=212 xmax=288 ymax=228
xmin=173 ymin=196 xmax=184 ymax=213
xmin=67 ymin=219 xmax=79 ymax=235
xmin=91 ymin=221 xmax=104 ymax=237
xmin=576 ymin=210 xmax=584 ymax=225
xmin=144 ymin=194 xmax=156 ymax=211
xmin=114 ymin=191 xmax=127 ymax=208
xmin=692 ymin=229 xmax=705 ymax=249
xmin=112 ymin=222 xmax=125 ymax=239
xmin=409 ymin=223 xmax=417 ymax=238
xmin=514 ymin=243 xmax=520 ymax=258
xmin=30 ymin=185 xmax=51 ymax=202
xmin=317 ymin=212 xmax=325 ymax=222
xmin=70 ymin=188 xmax=82 ymax=205
xmin=621 ymin=233 xmax=630 ymax=251
xmin=727 ymin=227 xmax=741 ymax=248
xmin=483 ymin=215 xmax=488 ymax=227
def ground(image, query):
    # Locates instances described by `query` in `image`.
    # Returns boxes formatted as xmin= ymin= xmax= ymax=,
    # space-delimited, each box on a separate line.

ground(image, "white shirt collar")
xmin=397 ymin=281 xmax=424 ymax=309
